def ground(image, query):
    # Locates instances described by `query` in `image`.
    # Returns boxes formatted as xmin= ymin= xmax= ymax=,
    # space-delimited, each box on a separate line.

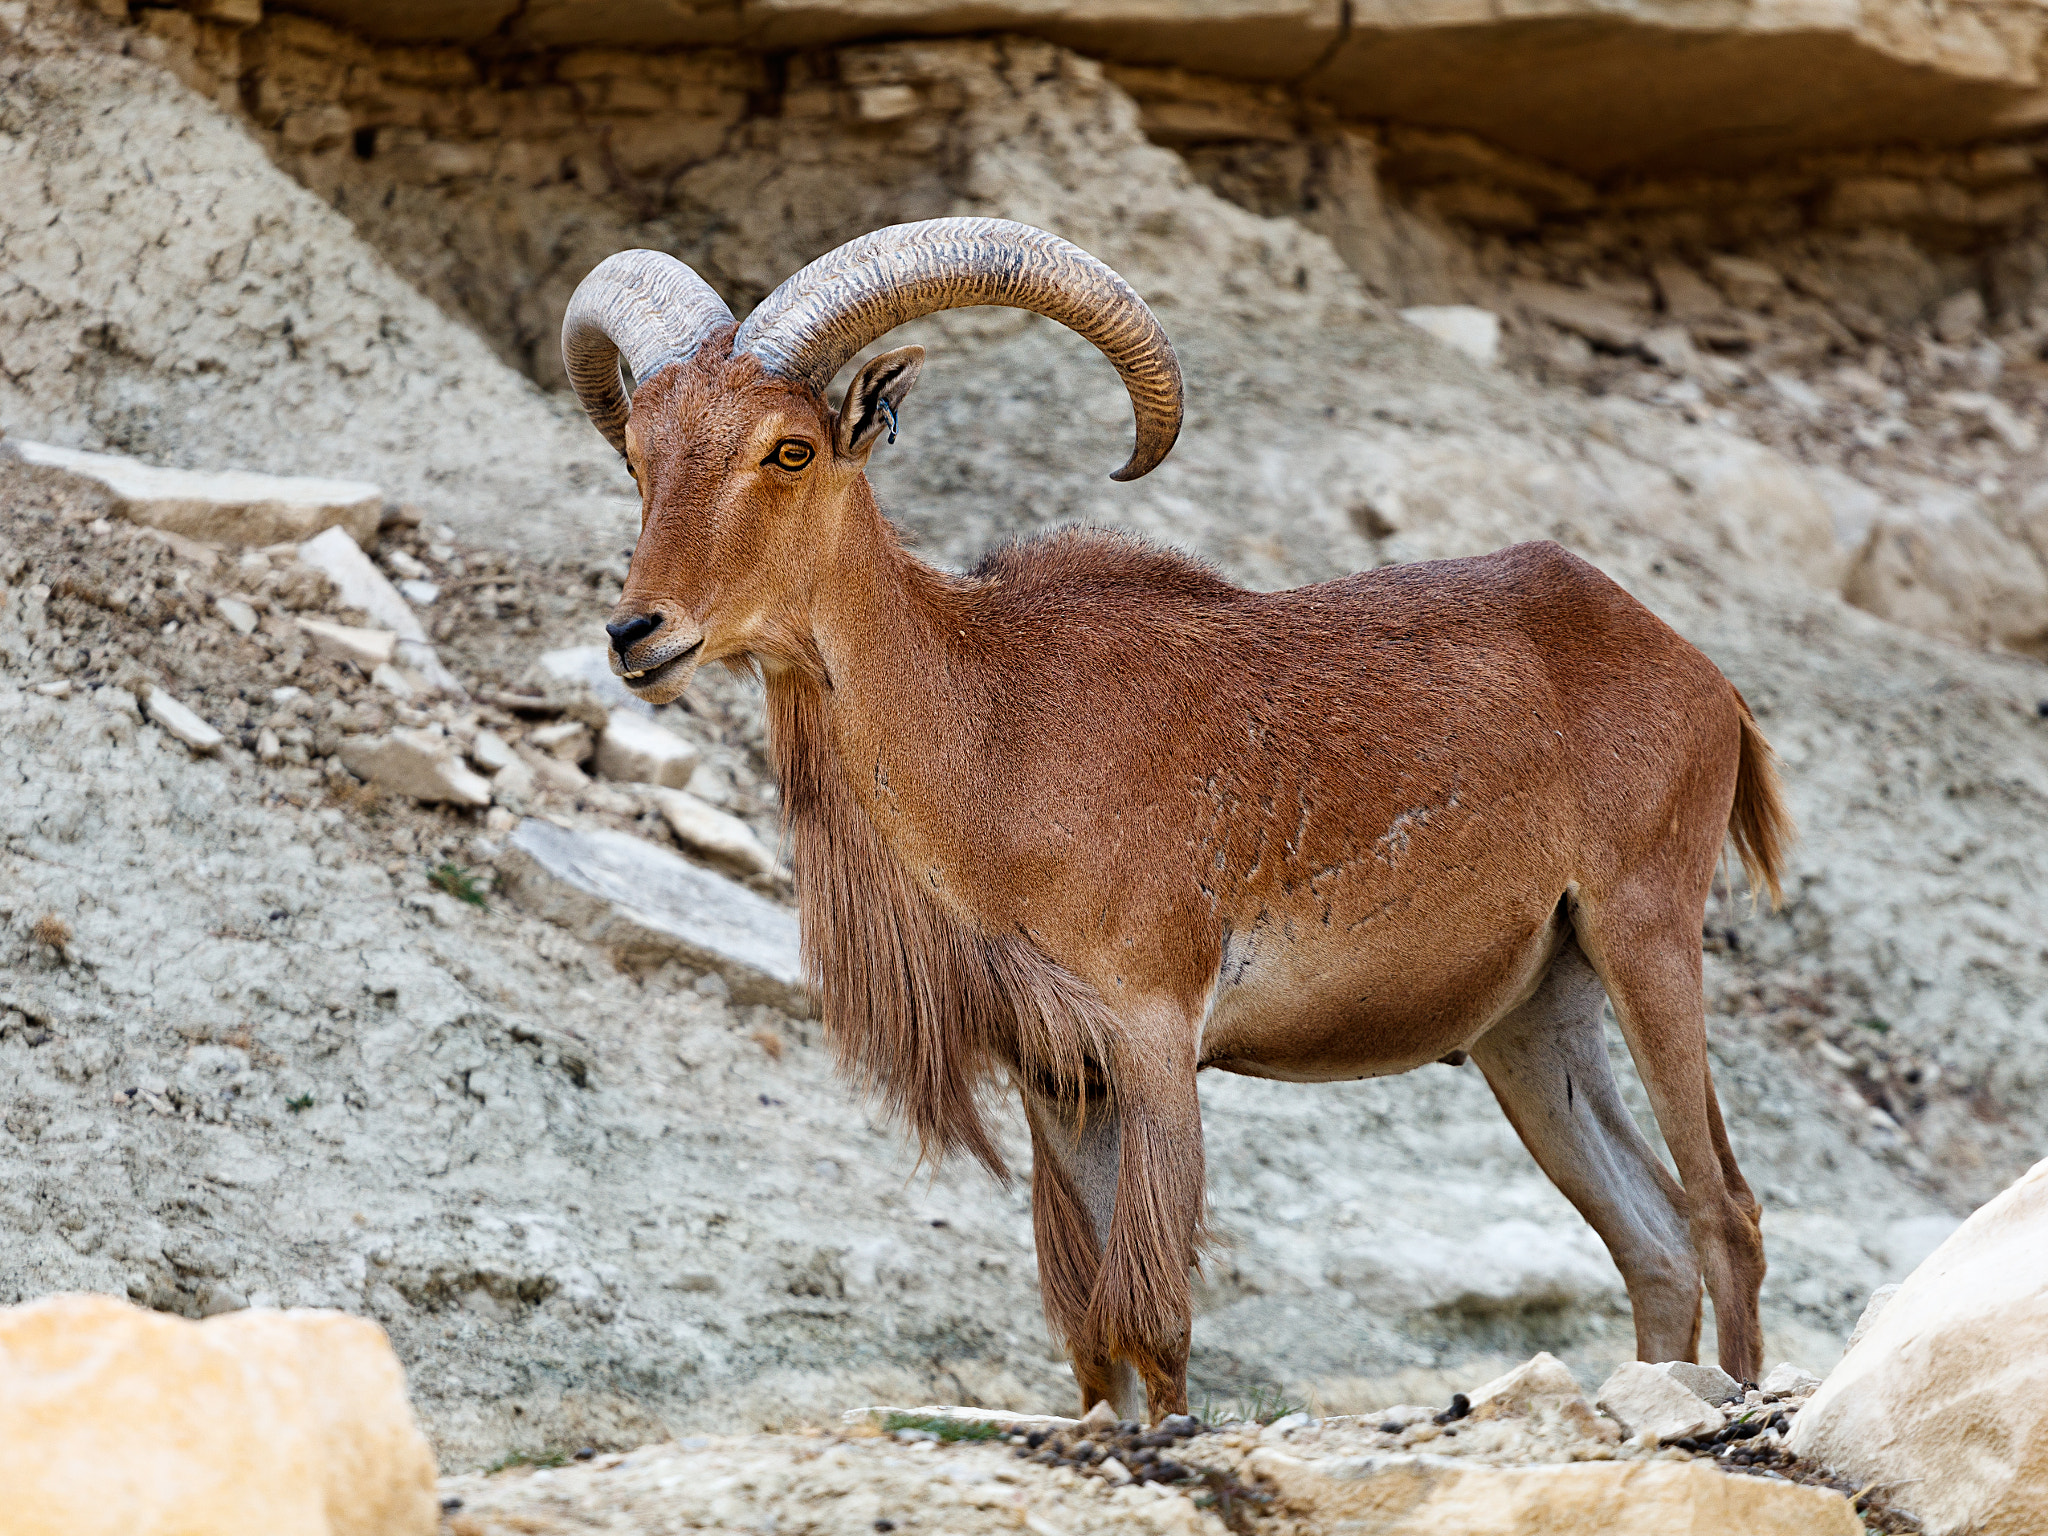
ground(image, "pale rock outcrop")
xmin=1789 ymin=1156 xmax=2048 ymax=1536
xmin=1512 ymin=281 xmax=1647 ymax=351
xmin=1841 ymin=480 xmax=2048 ymax=653
xmin=338 ymin=729 xmax=493 ymax=806
xmin=0 ymin=1292 xmax=437 ymax=1536
xmin=2 ymin=438 xmax=380 ymax=547
xmin=595 ymin=708 xmax=702 ymax=789
xmin=1451 ymin=1351 xmax=1621 ymax=1457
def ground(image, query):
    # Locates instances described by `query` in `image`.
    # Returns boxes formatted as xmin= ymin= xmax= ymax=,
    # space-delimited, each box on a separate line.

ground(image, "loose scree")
xmin=558 ymin=217 xmax=1794 ymax=1422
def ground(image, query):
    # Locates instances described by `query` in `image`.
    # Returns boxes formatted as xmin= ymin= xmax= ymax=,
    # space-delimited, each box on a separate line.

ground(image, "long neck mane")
xmin=764 ymin=516 xmax=1111 ymax=1179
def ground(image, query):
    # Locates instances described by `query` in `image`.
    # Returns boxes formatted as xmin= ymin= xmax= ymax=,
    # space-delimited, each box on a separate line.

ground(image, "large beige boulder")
xmin=1788 ymin=1157 xmax=2048 ymax=1536
xmin=0 ymin=1293 xmax=438 ymax=1536
xmin=1247 ymin=1447 xmax=1861 ymax=1535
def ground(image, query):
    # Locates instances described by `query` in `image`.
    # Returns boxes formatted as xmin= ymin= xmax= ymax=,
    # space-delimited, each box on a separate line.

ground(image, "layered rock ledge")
xmin=253 ymin=0 xmax=2048 ymax=173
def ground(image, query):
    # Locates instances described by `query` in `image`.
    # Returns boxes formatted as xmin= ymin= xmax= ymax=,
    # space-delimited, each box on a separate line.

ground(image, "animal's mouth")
xmin=619 ymin=638 xmax=702 ymax=691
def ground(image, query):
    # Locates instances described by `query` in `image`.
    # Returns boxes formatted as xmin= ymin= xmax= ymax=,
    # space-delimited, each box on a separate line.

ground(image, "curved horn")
xmin=561 ymin=251 xmax=735 ymax=455
xmin=734 ymin=218 xmax=1182 ymax=481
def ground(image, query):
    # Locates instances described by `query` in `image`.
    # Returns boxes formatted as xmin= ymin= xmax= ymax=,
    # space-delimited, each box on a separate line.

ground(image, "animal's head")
xmin=560 ymin=218 xmax=1183 ymax=703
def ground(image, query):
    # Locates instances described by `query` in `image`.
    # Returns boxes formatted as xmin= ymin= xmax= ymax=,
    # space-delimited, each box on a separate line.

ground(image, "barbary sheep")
xmin=558 ymin=218 xmax=1790 ymax=1420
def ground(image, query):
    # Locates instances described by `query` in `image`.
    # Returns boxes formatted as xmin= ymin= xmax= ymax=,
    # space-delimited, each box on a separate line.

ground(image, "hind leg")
xmin=1576 ymin=899 xmax=1766 ymax=1381
xmin=1471 ymin=936 xmax=1703 ymax=1362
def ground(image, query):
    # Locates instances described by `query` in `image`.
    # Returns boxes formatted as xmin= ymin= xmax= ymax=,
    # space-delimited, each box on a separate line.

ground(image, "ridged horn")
xmin=734 ymin=218 xmax=1182 ymax=481
xmin=561 ymin=251 xmax=735 ymax=455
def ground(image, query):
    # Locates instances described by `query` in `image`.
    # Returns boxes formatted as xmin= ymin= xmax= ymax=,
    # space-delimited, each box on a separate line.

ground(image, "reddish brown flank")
xmin=560 ymin=219 xmax=1793 ymax=1421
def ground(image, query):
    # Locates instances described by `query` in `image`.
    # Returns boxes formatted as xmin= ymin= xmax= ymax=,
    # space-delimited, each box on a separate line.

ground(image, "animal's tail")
xmin=1728 ymin=688 xmax=1794 ymax=910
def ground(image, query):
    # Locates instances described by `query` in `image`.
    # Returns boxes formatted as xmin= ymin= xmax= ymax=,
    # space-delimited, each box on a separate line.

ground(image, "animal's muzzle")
xmin=606 ymin=611 xmax=664 ymax=660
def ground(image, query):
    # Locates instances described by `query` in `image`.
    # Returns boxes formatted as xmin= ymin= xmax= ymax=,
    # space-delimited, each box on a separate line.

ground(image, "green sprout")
xmin=881 ymin=1413 xmax=1007 ymax=1442
xmin=429 ymin=862 xmax=491 ymax=910
xmin=484 ymin=1448 xmax=570 ymax=1473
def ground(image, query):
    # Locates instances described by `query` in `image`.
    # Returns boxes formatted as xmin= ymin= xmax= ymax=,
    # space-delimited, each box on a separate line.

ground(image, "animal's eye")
xmin=766 ymin=439 xmax=814 ymax=472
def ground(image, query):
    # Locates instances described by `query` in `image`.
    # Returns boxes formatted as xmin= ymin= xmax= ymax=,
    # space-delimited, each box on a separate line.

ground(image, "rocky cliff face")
xmin=2 ymin=0 xmax=2046 ymax=1472
xmin=190 ymin=0 xmax=2048 ymax=174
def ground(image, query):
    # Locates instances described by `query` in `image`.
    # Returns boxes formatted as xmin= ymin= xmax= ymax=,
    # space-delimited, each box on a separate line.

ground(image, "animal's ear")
xmin=836 ymin=345 xmax=924 ymax=461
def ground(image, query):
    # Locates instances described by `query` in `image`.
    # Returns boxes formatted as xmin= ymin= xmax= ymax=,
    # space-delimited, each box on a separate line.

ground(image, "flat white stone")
xmin=489 ymin=755 xmax=537 ymax=803
xmin=6 ymin=439 xmax=381 ymax=547
xmin=297 ymin=617 xmax=397 ymax=668
xmin=213 ymin=595 xmax=259 ymax=635
xmin=529 ymin=721 xmax=594 ymax=762
xmin=296 ymin=526 xmax=461 ymax=694
xmin=370 ymin=662 xmax=418 ymax=699
xmin=297 ymin=526 xmax=425 ymax=641
xmin=338 ymin=729 xmax=491 ymax=806
xmin=1594 ymin=1361 xmax=1720 ymax=1444
xmin=503 ymin=819 xmax=803 ymax=1009
xmin=141 ymin=688 xmax=224 ymax=754
xmin=595 ymin=709 xmax=701 ymax=789
xmin=685 ymin=760 xmax=733 ymax=806
xmin=469 ymin=729 xmax=515 ymax=774
xmin=647 ymin=787 xmax=775 ymax=877
xmin=1398 ymin=305 xmax=1502 ymax=368
xmin=515 ymin=744 xmax=589 ymax=793
xmin=1659 ymin=1361 xmax=1742 ymax=1406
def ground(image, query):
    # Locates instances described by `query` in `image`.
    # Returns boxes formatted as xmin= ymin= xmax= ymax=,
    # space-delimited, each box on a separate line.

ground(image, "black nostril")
xmin=606 ymin=612 xmax=663 ymax=657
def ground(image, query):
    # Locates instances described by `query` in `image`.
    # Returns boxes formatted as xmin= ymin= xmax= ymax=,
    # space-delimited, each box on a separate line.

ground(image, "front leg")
xmin=1023 ymin=1002 xmax=1204 ymax=1422
xmin=1024 ymin=1085 xmax=1145 ymax=1420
